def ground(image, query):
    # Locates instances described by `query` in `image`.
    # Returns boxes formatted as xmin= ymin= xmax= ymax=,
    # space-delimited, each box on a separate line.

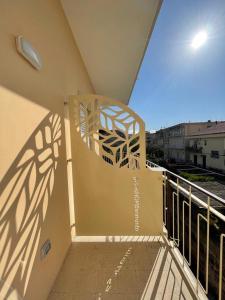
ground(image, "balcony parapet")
xmin=67 ymin=95 xmax=163 ymax=236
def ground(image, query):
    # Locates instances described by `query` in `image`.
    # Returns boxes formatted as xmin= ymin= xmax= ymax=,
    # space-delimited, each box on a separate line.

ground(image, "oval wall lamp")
xmin=16 ymin=36 xmax=42 ymax=70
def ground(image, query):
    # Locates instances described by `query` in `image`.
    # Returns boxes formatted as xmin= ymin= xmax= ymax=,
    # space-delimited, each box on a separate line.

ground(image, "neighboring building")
xmin=152 ymin=121 xmax=224 ymax=162
xmin=146 ymin=130 xmax=164 ymax=156
xmin=145 ymin=130 xmax=152 ymax=147
xmin=145 ymin=131 xmax=155 ymax=151
xmin=145 ymin=131 xmax=164 ymax=159
xmin=153 ymin=129 xmax=164 ymax=151
xmin=187 ymin=122 xmax=225 ymax=172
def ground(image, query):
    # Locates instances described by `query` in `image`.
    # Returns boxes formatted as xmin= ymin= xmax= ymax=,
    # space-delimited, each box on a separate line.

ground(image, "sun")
xmin=191 ymin=30 xmax=208 ymax=49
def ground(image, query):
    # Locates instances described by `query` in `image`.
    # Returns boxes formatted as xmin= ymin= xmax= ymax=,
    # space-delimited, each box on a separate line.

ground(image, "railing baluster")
xmin=164 ymin=171 xmax=167 ymax=226
xmin=197 ymin=213 xmax=200 ymax=293
xmin=206 ymin=196 xmax=210 ymax=294
xmin=182 ymin=199 xmax=185 ymax=266
xmin=196 ymin=213 xmax=207 ymax=295
xmin=196 ymin=196 xmax=211 ymax=295
xmin=219 ymin=234 xmax=225 ymax=300
xmin=182 ymin=199 xmax=191 ymax=266
xmin=177 ymin=178 xmax=180 ymax=247
xmin=189 ymin=185 xmax=192 ymax=265
xmin=172 ymin=191 xmax=176 ymax=247
xmin=172 ymin=191 xmax=179 ymax=247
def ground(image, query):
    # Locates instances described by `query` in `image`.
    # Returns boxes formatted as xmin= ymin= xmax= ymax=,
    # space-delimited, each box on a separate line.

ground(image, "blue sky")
xmin=130 ymin=0 xmax=225 ymax=131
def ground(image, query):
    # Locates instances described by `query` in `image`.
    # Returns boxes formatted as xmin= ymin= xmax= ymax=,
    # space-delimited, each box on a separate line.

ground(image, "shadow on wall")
xmin=0 ymin=113 xmax=62 ymax=299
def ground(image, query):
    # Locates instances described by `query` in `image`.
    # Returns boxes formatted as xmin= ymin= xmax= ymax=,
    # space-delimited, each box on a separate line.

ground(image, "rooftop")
xmin=156 ymin=121 xmax=225 ymax=132
xmin=191 ymin=122 xmax=225 ymax=136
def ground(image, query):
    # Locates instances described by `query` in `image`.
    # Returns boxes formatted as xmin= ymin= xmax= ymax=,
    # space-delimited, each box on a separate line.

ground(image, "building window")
xmin=204 ymin=140 xmax=207 ymax=146
xmin=211 ymin=150 xmax=219 ymax=159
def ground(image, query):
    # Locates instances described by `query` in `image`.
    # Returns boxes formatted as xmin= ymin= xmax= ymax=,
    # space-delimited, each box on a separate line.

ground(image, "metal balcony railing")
xmin=186 ymin=145 xmax=203 ymax=153
xmin=146 ymin=160 xmax=225 ymax=300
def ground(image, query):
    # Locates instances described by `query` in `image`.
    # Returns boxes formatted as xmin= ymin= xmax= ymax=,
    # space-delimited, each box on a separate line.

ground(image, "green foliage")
xmin=146 ymin=147 xmax=164 ymax=158
xmin=180 ymin=172 xmax=215 ymax=182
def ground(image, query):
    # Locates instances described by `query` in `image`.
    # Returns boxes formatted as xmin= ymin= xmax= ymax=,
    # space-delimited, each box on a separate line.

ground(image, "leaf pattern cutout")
xmin=72 ymin=95 xmax=145 ymax=169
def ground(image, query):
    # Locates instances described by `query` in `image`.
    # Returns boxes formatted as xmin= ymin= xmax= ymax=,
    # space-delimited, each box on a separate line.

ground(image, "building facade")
xmin=151 ymin=121 xmax=223 ymax=163
xmin=187 ymin=122 xmax=225 ymax=172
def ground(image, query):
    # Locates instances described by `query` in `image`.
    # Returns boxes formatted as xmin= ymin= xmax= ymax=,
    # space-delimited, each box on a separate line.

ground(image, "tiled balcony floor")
xmin=48 ymin=237 xmax=198 ymax=300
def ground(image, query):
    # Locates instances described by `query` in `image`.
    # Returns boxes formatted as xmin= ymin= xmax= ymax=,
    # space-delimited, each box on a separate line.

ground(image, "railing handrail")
xmin=168 ymin=178 xmax=225 ymax=223
xmin=146 ymin=160 xmax=225 ymax=206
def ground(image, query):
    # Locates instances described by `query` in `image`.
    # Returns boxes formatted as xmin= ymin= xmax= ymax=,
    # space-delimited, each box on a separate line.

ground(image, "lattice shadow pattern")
xmin=0 ymin=113 xmax=61 ymax=299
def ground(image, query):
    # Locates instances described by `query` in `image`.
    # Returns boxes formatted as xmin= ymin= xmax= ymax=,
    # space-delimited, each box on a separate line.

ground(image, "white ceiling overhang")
xmin=61 ymin=0 xmax=162 ymax=104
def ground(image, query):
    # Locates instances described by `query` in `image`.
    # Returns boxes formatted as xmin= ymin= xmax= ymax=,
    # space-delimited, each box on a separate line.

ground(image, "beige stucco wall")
xmin=0 ymin=1 xmax=93 ymax=299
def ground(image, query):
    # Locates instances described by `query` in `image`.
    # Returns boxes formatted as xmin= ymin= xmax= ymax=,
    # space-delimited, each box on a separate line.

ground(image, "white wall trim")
xmin=72 ymin=236 xmax=162 ymax=243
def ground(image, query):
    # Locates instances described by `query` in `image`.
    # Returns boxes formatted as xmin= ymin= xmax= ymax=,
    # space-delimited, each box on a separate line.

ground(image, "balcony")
xmin=1 ymin=93 xmax=225 ymax=300
xmin=186 ymin=145 xmax=203 ymax=154
xmin=48 ymin=95 xmax=225 ymax=300
xmin=47 ymin=161 xmax=225 ymax=300
xmin=5 ymin=1 xmax=222 ymax=299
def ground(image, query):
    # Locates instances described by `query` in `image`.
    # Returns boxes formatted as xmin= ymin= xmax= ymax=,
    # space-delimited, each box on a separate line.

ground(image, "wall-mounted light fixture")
xmin=16 ymin=36 xmax=42 ymax=70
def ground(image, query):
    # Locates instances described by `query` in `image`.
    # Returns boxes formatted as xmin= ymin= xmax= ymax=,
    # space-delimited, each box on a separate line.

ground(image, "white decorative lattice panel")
xmin=70 ymin=95 xmax=145 ymax=169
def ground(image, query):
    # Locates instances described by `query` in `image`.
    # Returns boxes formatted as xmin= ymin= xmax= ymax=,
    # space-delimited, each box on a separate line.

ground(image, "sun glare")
xmin=191 ymin=30 xmax=208 ymax=49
